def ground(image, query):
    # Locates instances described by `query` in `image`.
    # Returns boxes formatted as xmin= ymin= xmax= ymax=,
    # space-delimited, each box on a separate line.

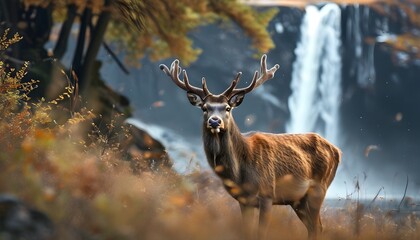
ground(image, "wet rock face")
xmin=124 ymin=124 xmax=173 ymax=173
xmin=340 ymin=4 xmax=420 ymax=183
xmin=83 ymin=79 xmax=173 ymax=173
xmin=0 ymin=195 xmax=54 ymax=240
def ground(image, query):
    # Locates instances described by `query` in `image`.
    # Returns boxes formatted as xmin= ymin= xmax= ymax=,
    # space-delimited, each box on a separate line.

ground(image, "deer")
xmin=159 ymin=55 xmax=341 ymax=240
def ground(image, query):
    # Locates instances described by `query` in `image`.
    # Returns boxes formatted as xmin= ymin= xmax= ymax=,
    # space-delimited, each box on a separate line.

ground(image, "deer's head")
xmin=159 ymin=55 xmax=279 ymax=134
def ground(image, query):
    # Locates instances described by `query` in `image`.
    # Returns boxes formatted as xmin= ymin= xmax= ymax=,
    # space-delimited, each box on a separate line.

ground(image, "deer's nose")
xmin=208 ymin=116 xmax=222 ymax=128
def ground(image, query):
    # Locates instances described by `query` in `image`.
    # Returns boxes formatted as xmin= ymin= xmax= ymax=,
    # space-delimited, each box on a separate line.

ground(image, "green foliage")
xmin=109 ymin=0 xmax=278 ymax=65
xmin=210 ymin=1 xmax=278 ymax=57
xmin=23 ymin=0 xmax=278 ymax=67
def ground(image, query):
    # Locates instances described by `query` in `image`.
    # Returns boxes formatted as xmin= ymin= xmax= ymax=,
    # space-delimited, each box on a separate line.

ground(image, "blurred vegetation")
xmin=1 ymin=29 xmax=420 ymax=239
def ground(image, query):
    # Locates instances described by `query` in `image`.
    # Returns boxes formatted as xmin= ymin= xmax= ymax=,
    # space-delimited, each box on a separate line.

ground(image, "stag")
xmin=159 ymin=55 xmax=341 ymax=239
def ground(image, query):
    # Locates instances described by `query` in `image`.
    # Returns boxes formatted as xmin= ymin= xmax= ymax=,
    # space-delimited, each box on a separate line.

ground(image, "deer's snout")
xmin=208 ymin=116 xmax=222 ymax=128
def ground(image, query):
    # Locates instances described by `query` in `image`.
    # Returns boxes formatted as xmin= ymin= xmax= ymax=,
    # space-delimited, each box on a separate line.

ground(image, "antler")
xmin=222 ymin=54 xmax=280 ymax=98
xmin=159 ymin=59 xmax=211 ymax=99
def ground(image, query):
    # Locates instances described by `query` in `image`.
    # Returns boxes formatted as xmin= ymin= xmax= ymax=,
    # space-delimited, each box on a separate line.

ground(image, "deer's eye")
xmin=202 ymin=106 xmax=208 ymax=112
xmin=226 ymin=106 xmax=231 ymax=112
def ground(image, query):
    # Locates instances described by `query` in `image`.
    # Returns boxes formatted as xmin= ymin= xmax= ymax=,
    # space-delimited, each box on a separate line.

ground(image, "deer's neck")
xmin=203 ymin=118 xmax=249 ymax=182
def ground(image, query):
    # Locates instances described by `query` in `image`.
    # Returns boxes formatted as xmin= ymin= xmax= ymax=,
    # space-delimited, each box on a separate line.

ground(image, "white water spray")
xmin=286 ymin=4 xmax=342 ymax=144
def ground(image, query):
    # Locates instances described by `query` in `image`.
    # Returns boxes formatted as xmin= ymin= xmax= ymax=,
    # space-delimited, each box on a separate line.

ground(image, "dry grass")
xmin=1 ymin=29 xmax=419 ymax=240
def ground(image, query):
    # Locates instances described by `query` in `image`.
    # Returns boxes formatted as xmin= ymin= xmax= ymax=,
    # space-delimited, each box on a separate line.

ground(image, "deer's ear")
xmin=228 ymin=92 xmax=245 ymax=107
xmin=187 ymin=92 xmax=203 ymax=107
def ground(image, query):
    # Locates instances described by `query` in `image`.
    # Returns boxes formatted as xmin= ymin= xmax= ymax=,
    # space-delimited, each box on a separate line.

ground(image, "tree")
xmin=0 ymin=0 xmax=278 ymax=103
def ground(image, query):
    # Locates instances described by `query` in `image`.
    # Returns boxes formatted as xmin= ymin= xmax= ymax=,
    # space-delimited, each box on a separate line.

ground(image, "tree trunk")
xmin=54 ymin=4 xmax=77 ymax=59
xmin=80 ymin=0 xmax=112 ymax=98
xmin=72 ymin=7 xmax=92 ymax=76
xmin=0 ymin=0 xmax=10 ymax=23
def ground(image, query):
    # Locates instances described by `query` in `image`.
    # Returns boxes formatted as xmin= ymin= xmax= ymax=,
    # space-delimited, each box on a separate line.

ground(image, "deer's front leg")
xmin=240 ymin=203 xmax=254 ymax=239
xmin=258 ymin=197 xmax=272 ymax=239
xmin=240 ymin=202 xmax=254 ymax=222
xmin=258 ymin=197 xmax=272 ymax=225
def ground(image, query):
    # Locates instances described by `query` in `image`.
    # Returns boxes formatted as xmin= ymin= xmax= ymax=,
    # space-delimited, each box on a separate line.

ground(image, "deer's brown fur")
xmin=160 ymin=55 xmax=341 ymax=239
xmin=203 ymin=115 xmax=340 ymax=205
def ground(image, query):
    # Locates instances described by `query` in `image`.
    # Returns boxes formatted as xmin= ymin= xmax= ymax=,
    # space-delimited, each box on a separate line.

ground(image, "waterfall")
xmin=347 ymin=5 xmax=376 ymax=87
xmin=286 ymin=4 xmax=342 ymax=144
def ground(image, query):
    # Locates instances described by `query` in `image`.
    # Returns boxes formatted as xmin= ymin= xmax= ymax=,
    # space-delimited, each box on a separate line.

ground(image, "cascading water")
xmin=286 ymin=4 xmax=342 ymax=144
xmin=347 ymin=4 xmax=376 ymax=87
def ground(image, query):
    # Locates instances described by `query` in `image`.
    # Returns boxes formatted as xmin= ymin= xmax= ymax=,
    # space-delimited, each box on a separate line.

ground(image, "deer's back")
xmin=245 ymin=132 xmax=341 ymax=187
